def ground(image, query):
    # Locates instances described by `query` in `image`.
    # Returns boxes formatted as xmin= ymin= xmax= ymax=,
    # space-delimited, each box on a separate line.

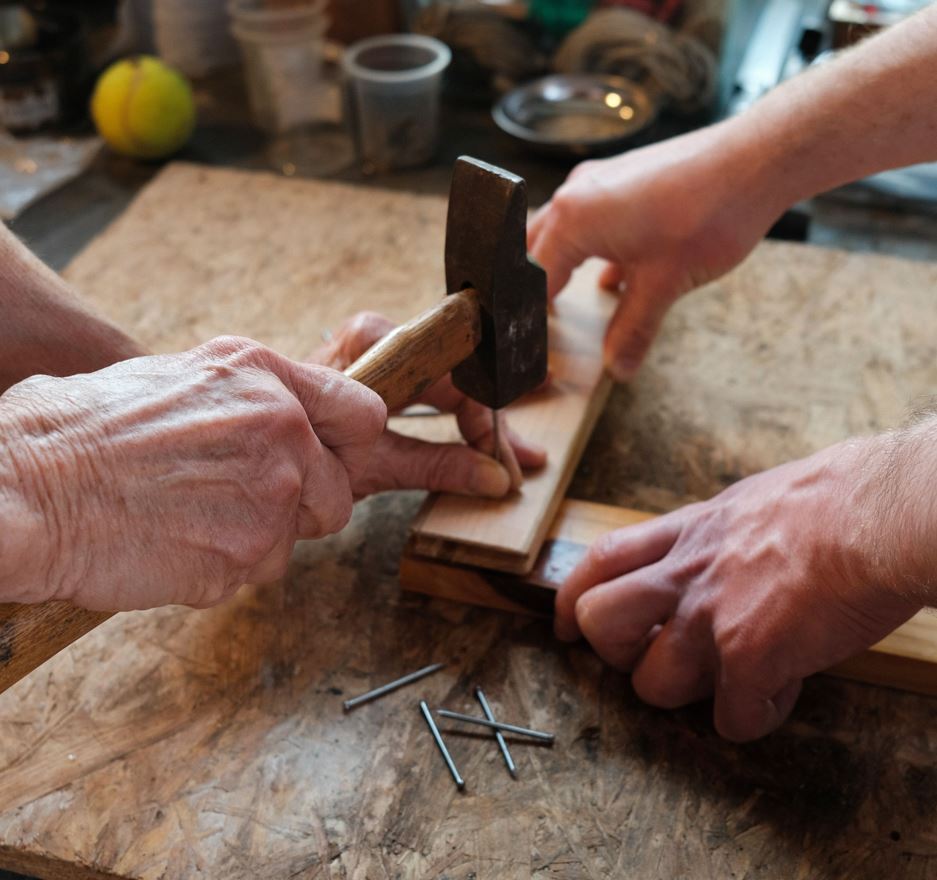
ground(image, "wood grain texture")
xmin=402 ymin=499 xmax=937 ymax=697
xmin=0 ymin=603 xmax=112 ymax=697
xmin=409 ymin=263 xmax=616 ymax=574
xmin=2 ymin=164 xmax=937 ymax=879
xmin=402 ymin=499 xmax=651 ymax=615
xmin=345 ymin=287 xmax=481 ymax=412
xmin=60 ymin=164 xmax=454 ymax=358
xmin=831 ymin=611 xmax=937 ymax=697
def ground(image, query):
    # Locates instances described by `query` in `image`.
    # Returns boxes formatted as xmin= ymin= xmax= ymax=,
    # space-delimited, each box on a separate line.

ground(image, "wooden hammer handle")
xmin=0 ymin=602 xmax=112 ymax=695
xmin=0 ymin=289 xmax=483 ymax=696
xmin=345 ymin=287 xmax=481 ymax=412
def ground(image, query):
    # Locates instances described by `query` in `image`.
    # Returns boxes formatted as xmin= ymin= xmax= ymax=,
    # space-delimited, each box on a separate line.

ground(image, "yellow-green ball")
xmin=91 ymin=56 xmax=195 ymax=160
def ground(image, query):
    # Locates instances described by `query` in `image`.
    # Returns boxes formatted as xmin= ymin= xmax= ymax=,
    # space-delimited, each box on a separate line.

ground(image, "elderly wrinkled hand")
xmin=309 ymin=311 xmax=547 ymax=498
xmin=1 ymin=336 xmax=385 ymax=611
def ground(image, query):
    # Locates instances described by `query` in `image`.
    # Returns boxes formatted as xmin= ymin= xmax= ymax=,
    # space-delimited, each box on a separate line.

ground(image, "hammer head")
xmin=445 ymin=156 xmax=548 ymax=410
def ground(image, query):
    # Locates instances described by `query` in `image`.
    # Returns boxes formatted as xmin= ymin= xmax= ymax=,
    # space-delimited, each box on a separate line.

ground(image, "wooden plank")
xmin=402 ymin=498 xmax=937 ymax=698
xmin=0 ymin=847 xmax=118 ymax=880
xmin=830 ymin=612 xmax=937 ymax=696
xmin=402 ymin=499 xmax=650 ymax=615
xmin=408 ymin=261 xmax=616 ymax=574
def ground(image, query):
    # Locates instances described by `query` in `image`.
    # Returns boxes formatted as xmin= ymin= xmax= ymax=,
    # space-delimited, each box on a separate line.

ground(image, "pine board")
xmin=409 ymin=262 xmax=616 ymax=574
xmin=402 ymin=499 xmax=937 ymax=697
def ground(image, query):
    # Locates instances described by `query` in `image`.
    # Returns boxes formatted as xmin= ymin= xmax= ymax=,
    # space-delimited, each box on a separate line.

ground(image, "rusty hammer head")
xmin=445 ymin=156 xmax=548 ymax=410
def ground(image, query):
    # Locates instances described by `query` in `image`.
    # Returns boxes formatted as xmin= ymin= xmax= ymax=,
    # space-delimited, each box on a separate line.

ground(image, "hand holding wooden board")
xmin=403 ymin=499 xmax=937 ymax=698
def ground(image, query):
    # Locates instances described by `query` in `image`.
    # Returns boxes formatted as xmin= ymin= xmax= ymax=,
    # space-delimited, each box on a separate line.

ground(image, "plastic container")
xmin=228 ymin=0 xmax=330 ymax=134
xmin=341 ymin=34 xmax=451 ymax=172
xmin=228 ymin=0 xmax=352 ymax=176
xmin=228 ymin=0 xmax=327 ymax=39
xmin=156 ymin=0 xmax=238 ymax=78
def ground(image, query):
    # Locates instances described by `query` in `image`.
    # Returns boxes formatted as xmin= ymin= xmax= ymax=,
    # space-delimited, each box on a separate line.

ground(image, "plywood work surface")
xmin=62 ymin=165 xmax=453 ymax=356
xmin=1 ymin=164 xmax=937 ymax=879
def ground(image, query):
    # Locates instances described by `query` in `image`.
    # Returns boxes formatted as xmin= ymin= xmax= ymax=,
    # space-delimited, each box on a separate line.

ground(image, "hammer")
xmin=0 ymin=156 xmax=547 ymax=696
xmin=345 ymin=155 xmax=547 ymax=414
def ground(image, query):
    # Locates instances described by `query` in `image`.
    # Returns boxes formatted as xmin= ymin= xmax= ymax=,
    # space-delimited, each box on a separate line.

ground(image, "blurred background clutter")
xmin=0 ymin=0 xmax=934 ymax=256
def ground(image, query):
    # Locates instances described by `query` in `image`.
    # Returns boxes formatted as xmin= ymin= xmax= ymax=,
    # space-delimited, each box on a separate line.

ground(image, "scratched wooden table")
xmin=0 ymin=165 xmax=935 ymax=880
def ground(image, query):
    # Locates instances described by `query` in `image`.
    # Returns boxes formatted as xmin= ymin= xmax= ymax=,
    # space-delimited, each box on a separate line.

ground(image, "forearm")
xmin=0 ymin=225 xmax=145 ymax=392
xmin=871 ymin=414 xmax=937 ymax=608
xmin=723 ymin=5 xmax=937 ymax=212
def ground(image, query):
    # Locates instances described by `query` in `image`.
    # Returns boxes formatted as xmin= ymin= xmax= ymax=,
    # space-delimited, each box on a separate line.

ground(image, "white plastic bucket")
xmin=341 ymin=34 xmax=451 ymax=171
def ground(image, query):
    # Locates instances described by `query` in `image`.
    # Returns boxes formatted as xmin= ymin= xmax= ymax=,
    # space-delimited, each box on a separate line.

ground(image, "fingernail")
xmin=471 ymin=459 xmax=511 ymax=497
xmin=554 ymin=616 xmax=579 ymax=642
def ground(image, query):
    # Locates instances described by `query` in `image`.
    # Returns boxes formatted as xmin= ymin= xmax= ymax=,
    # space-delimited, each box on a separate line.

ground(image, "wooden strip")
xmin=830 ymin=613 xmax=937 ymax=697
xmin=401 ymin=498 xmax=937 ymax=698
xmin=402 ymin=499 xmax=651 ymax=615
xmin=409 ymin=260 xmax=616 ymax=574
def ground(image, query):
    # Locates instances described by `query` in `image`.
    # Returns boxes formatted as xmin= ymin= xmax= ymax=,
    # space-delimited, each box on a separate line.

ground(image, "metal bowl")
xmin=492 ymin=74 xmax=657 ymax=156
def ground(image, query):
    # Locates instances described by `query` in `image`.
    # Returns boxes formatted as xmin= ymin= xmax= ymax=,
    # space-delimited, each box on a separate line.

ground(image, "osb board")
xmin=572 ymin=239 xmax=937 ymax=516
xmin=0 ymin=164 xmax=936 ymax=878
xmin=62 ymin=163 xmax=452 ymax=357
xmin=410 ymin=264 xmax=615 ymax=574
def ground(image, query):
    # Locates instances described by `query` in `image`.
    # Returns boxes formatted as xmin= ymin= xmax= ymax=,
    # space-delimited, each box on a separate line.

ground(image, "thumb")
xmin=603 ymin=268 xmax=679 ymax=382
xmin=309 ymin=311 xmax=396 ymax=369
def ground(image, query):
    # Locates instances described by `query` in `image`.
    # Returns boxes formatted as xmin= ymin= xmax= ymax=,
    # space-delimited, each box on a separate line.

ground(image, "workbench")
xmin=1 ymin=162 xmax=936 ymax=880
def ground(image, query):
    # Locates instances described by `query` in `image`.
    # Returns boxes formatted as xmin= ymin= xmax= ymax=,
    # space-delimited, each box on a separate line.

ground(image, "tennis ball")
xmin=91 ymin=56 xmax=196 ymax=160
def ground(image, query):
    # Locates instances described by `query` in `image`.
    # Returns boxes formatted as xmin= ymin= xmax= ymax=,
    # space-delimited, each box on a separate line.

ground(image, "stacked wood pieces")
xmin=408 ymin=260 xmax=617 ymax=574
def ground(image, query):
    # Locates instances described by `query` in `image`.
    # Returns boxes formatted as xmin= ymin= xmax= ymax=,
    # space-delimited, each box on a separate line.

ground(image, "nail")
xmin=476 ymin=687 xmax=516 ymax=778
xmin=471 ymin=458 xmax=511 ymax=498
xmin=420 ymin=701 xmax=465 ymax=789
xmin=342 ymin=662 xmax=446 ymax=711
xmin=434 ymin=709 xmax=554 ymax=743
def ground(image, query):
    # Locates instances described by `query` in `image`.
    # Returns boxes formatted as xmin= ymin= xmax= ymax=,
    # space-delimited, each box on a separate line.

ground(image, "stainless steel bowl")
xmin=492 ymin=74 xmax=657 ymax=156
